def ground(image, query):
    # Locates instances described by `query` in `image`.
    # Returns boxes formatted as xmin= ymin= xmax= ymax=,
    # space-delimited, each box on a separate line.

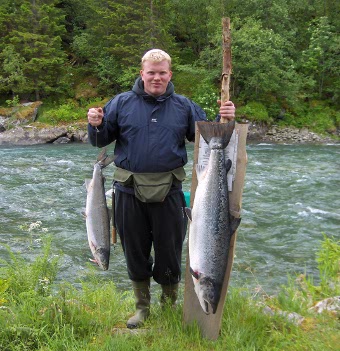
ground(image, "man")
xmin=87 ymin=49 xmax=235 ymax=328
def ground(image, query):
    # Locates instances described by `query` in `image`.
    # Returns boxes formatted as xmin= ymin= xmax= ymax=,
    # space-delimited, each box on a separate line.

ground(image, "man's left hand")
xmin=218 ymin=100 xmax=235 ymax=122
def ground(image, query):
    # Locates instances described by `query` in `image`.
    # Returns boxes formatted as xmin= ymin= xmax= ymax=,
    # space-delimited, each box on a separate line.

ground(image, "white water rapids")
xmin=0 ymin=142 xmax=339 ymax=295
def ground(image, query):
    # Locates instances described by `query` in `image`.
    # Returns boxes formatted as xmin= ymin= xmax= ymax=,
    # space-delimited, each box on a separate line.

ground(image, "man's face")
xmin=140 ymin=60 xmax=172 ymax=97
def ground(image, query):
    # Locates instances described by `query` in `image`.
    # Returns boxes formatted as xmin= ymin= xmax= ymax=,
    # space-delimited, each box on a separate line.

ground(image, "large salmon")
xmin=85 ymin=148 xmax=115 ymax=270
xmin=186 ymin=121 xmax=241 ymax=314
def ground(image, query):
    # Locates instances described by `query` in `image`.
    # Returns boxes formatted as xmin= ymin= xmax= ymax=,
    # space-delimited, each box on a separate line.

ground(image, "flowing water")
xmin=0 ymin=142 xmax=339 ymax=295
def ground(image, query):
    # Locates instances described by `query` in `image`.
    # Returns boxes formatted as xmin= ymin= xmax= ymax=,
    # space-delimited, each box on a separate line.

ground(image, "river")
xmin=0 ymin=142 xmax=339 ymax=296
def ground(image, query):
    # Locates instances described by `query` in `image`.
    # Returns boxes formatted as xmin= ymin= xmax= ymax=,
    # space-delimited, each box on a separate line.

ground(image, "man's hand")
xmin=88 ymin=107 xmax=104 ymax=127
xmin=218 ymin=100 xmax=235 ymax=122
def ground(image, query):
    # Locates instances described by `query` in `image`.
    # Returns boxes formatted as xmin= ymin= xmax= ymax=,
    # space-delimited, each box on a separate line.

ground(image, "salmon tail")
xmin=102 ymin=155 xmax=116 ymax=168
xmin=197 ymin=121 xmax=235 ymax=149
xmin=96 ymin=147 xmax=116 ymax=168
xmin=96 ymin=147 xmax=107 ymax=162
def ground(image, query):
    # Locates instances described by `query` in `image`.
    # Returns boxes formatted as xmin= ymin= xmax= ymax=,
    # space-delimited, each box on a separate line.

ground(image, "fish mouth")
xmin=203 ymin=299 xmax=217 ymax=315
xmin=93 ymin=247 xmax=110 ymax=270
xmin=198 ymin=276 xmax=221 ymax=315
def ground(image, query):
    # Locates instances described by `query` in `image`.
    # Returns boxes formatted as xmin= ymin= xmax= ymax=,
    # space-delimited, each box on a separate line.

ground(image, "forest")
xmin=0 ymin=0 xmax=339 ymax=132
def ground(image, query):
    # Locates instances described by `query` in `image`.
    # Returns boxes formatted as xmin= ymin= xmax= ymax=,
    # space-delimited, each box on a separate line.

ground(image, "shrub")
xmin=38 ymin=101 xmax=87 ymax=124
xmin=5 ymin=95 xmax=20 ymax=107
xmin=236 ymin=102 xmax=271 ymax=123
xmin=279 ymin=103 xmax=338 ymax=134
xmin=192 ymin=88 xmax=220 ymax=121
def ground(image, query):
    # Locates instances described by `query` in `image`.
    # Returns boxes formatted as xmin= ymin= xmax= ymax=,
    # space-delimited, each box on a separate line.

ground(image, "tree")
xmin=301 ymin=17 xmax=340 ymax=103
xmin=0 ymin=0 xmax=67 ymax=100
xmin=70 ymin=0 xmax=175 ymax=94
xmin=197 ymin=16 xmax=305 ymax=114
xmin=0 ymin=44 xmax=27 ymax=97
xmin=170 ymin=0 xmax=210 ymax=62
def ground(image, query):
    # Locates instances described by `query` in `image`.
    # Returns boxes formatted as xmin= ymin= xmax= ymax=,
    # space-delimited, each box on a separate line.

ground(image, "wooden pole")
xmin=183 ymin=17 xmax=249 ymax=340
xmin=111 ymin=192 xmax=117 ymax=245
xmin=220 ymin=17 xmax=232 ymax=112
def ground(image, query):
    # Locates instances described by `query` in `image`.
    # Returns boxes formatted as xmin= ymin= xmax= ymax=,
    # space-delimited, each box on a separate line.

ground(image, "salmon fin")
xmin=81 ymin=210 xmax=87 ymax=219
xmin=195 ymin=164 xmax=206 ymax=182
xmin=190 ymin=267 xmax=200 ymax=280
xmin=185 ymin=207 xmax=192 ymax=221
xmin=197 ymin=121 xmax=235 ymax=149
xmin=85 ymin=179 xmax=91 ymax=191
xmin=225 ymin=159 xmax=232 ymax=173
xmin=230 ymin=216 xmax=241 ymax=235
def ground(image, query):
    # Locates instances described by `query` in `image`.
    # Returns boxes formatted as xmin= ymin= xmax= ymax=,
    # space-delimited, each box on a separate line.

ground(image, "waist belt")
xmin=113 ymin=166 xmax=186 ymax=203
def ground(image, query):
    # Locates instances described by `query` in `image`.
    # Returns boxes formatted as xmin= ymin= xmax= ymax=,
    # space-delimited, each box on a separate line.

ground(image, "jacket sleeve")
xmin=186 ymin=100 xmax=207 ymax=142
xmin=87 ymin=98 xmax=119 ymax=147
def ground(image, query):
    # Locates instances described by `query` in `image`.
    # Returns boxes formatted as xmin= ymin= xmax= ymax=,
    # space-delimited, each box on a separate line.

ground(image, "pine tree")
xmin=0 ymin=0 xmax=67 ymax=100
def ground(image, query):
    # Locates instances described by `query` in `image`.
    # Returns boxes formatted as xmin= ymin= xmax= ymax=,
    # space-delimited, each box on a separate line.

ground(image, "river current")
xmin=0 ymin=142 xmax=339 ymax=296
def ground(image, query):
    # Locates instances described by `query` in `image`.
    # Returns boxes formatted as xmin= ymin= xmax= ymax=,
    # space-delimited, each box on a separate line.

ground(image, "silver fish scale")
xmin=189 ymin=148 xmax=232 ymax=285
xmin=86 ymin=162 xmax=111 ymax=270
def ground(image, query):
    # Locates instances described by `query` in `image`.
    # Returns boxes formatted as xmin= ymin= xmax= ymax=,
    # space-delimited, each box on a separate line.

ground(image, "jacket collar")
xmin=132 ymin=77 xmax=174 ymax=102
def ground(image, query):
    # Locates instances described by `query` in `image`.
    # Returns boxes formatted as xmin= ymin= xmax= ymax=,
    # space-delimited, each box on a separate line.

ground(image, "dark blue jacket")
xmin=88 ymin=77 xmax=206 ymax=173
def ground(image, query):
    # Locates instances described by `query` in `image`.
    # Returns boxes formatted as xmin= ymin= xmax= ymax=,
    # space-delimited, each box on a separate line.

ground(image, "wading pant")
xmin=115 ymin=189 xmax=188 ymax=285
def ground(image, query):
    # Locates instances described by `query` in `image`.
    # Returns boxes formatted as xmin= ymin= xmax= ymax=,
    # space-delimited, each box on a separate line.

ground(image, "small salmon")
xmin=85 ymin=148 xmax=115 ymax=270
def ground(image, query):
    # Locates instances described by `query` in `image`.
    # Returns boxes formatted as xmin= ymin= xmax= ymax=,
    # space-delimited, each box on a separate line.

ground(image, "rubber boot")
xmin=126 ymin=279 xmax=151 ymax=329
xmin=160 ymin=283 xmax=178 ymax=308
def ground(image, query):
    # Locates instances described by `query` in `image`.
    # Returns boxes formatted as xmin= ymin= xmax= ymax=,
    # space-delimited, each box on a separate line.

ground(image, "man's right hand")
xmin=88 ymin=107 xmax=104 ymax=127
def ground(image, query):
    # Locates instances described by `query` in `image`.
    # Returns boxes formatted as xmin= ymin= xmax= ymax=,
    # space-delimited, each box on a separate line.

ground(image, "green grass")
xmin=0 ymin=233 xmax=339 ymax=351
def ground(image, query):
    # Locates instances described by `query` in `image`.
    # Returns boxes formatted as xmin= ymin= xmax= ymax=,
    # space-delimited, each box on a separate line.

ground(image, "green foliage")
xmin=191 ymin=87 xmax=220 ymax=121
xmin=91 ymin=55 xmax=124 ymax=95
xmin=0 ymin=235 xmax=339 ymax=350
xmin=116 ymin=66 xmax=140 ymax=92
xmin=5 ymin=95 xmax=20 ymax=108
xmin=0 ymin=0 xmax=339 ymax=137
xmin=232 ymin=18 xmax=303 ymax=104
xmin=317 ymin=234 xmax=340 ymax=295
xmin=38 ymin=101 xmax=87 ymax=124
xmin=236 ymin=102 xmax=271 ymax=123
xmin=0 ymin=279 xmax=9 ymax=306
xmin=0 ymin=237 xmax=59 ymax=301
xmin=172 ymin=64 xmax=221 ymax=120
xmin=172 ymin=64 xmax=206 ymax=97
xmin=276 ymin=234 xmax=339 ymax=313
xmin=279 ymin=101 xmax=339 ymax=134
xmin=0 ymin=44 xmax=27 ymax=95
xmin=301 ymin=17 xmax=340 ymax=101
xmin=0 ymin=0 xmax=67 ymax=100
xmin=170 ymin=0 xmax=210 ymax=60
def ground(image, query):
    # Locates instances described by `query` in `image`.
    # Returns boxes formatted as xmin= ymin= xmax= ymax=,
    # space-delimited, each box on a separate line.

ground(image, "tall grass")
xmin=0 ymin=233 xmax=339 ymax=351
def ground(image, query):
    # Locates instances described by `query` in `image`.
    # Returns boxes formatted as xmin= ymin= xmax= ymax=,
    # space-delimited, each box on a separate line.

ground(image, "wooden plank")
xmin=183 ymin=122 xmax=248 ymax=340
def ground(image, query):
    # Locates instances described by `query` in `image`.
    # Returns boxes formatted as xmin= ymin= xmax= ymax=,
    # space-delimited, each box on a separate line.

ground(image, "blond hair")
xmin=141 ymin=49 xmax=171 ymax=68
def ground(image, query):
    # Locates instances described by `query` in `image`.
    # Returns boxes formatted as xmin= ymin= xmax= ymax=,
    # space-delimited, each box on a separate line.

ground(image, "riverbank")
xmin=0 ymin=235 xmax=339 ymax=350
xmin=0 ymin=121 xmax=338 ymax=146
xmin=247 ymin=122 xmax=338 ymax=144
